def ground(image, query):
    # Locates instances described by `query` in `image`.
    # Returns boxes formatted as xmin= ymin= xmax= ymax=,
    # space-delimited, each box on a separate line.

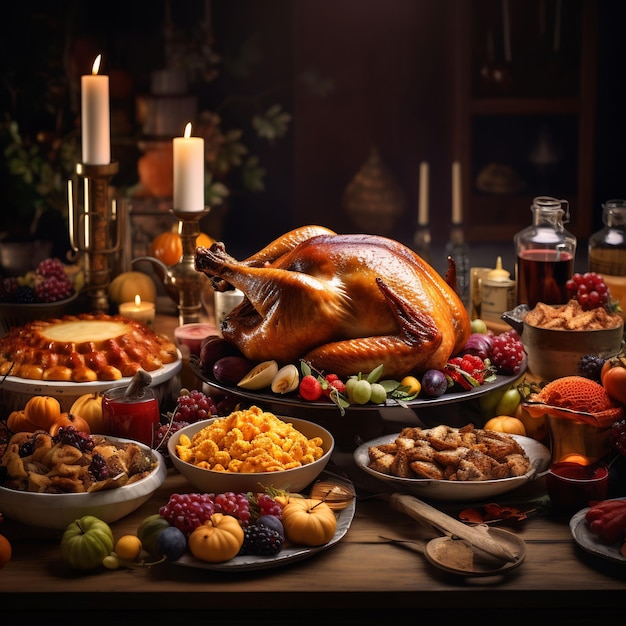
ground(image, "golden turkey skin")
xmin=195 ymin=226 xmax=470 ymax=379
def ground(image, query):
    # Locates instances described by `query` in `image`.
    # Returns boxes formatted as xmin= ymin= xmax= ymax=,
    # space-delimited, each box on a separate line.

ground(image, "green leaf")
xmin=366 ymin=364 xmax=384 ymax=384
xmin=379 ymin=379 xmax=401 ymax=393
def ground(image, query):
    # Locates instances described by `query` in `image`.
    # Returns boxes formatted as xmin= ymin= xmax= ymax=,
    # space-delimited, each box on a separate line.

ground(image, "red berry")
xmin=325 ymin=378 xmax=346 ymax=396
xmin=299 ymin=375 xmax=323 ymax=401
xmin=490 ymin=333 xmax=525 ymax=375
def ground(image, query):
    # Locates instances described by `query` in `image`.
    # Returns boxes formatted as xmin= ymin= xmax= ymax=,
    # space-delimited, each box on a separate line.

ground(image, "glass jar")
xmin=514 ymin=196 xmax=577 ymax=308
xmin=588 ymin=199 xmax=626 ymax=319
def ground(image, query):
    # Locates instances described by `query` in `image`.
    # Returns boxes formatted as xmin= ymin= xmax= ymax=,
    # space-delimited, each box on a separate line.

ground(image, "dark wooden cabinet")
xmin=452 ymin=0 xmax=598 ymax=243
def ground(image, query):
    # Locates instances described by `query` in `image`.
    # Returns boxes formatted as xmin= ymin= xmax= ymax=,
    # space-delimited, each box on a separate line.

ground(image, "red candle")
xmin=102 ymin=386 xmax=160 ymax=447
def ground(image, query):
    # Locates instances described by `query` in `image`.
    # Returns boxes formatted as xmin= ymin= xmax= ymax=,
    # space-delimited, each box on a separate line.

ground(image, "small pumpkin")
xmin=60 ymin=515 xmax=114 ymax=571
xmin=49 ymin=412 xmax=91 ymax=436
xmin=108 ymin=271 xmax=157 ymax=305
xmin=70 ymin=393 xmax=104 ymax=433
xmin=483 ymin=415 xmax=527 ymax=436
xmin=7 ymin=410 xmax=39 ymax=433
xmin=281 ymin=498 xmax=337 ymax=546
xmin=601 ymin=356 xmax=626 ymax=405
xmin=23 ymin=395 xmax=62 ymax=429
xmin=149 ymin=229 xmax=215 ymax=267
xmin=188 ymin=513 xmax=244 ymax=563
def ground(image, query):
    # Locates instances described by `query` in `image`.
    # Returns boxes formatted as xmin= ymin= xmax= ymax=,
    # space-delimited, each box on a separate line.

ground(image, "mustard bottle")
xmin=481 ymin=257 xmax=516 ymax=323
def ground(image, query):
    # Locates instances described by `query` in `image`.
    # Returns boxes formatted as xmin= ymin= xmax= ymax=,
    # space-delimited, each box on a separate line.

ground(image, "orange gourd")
xmin=483 ymin=415 xmax=527 ymax=436
xmin=149 ymin=230 xmax=215 ymax=267
xmin=281 ymin=498 xmax=337 ymax=546
xmin=7 ymin=410 xmax=39 ymax=433
xmin=601 ymin=357 xmax=626 ymax=405
xmin=188 ymin=513 xmax=244 ymax=563
xmin=23 ymin=395 xmax=62 ymax=429
xmin=70 ymin=393 xmax=104 ymax=433
xmin=49 ymin=412 xmax=91 ymax=436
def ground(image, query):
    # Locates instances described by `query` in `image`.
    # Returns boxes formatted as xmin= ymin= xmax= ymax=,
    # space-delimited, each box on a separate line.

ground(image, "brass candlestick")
xmin=68 ymin=161 xmax=124 ymax=313
xmin=171 ymin=208 xmax=210 ymax=325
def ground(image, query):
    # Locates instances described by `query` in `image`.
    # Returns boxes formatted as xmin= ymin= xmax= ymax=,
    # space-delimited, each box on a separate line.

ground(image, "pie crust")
xmin=0 ymin=313 xmax=179 ymax=382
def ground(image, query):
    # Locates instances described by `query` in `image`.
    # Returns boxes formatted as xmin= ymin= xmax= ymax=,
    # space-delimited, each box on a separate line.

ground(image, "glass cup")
xmin=546 ymin=461 xmax=610 ymax=515
xmin=102 ymin=385 xmax=160 ymax=447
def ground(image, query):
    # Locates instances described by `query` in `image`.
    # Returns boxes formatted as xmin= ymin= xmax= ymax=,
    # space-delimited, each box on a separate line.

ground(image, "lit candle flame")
xmin=92 ymin=54 xmax=102 ymax=76
xmin=184 ymin=122 xmax=192 ymax=138
xmin=134 ymin=294 xmax=141 ymax=307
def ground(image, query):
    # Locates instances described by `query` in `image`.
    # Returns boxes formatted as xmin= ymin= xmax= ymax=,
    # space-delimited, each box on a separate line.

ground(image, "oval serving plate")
xmin=353 ymin=434 xmax=550 ymax=502
xmin=189 ymin=356 xmax=525 ymax=411
xmin=174 ymin=481 xmax=356 ymax=572
xmin=569 ymin=499 xmax=626 ymax=565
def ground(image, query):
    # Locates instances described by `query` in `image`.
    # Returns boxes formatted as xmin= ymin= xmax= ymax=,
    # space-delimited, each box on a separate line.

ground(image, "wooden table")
xmin=1 ymin=313 xmax=624 ymax=623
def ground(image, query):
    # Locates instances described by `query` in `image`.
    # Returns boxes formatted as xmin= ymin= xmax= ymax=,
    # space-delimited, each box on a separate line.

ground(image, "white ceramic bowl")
xmin=168 ymin=416 xmax=334 ymax=494
xmin=353 ymin=433 xmax=551 ymax=502
xmin=0 ymin=436 xmax=167 ymax=529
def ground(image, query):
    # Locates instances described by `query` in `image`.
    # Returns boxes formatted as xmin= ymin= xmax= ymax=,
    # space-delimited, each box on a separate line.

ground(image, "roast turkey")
xmin=195 ymin=226 xmax=470 ymax=379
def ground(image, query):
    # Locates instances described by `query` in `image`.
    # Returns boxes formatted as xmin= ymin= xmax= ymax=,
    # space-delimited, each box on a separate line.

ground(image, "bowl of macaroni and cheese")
xmin=167 ymin=406 xmax=335 ymax=493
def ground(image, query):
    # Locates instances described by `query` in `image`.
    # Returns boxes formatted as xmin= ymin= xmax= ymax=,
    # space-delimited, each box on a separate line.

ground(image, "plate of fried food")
xmin=353 ymin=424 xmax=551 ymax=501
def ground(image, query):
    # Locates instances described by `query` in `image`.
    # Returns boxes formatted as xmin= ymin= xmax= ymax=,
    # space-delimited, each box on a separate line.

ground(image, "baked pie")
xmin=0 ymin=313 xmax=178 ymax=382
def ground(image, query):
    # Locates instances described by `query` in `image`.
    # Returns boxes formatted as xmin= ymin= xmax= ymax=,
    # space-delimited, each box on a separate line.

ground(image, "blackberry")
xmin=14 ymin=285 xmax=35 ymax=303
xmin=52 ymin=425 xmax=94 ymax=453
xmin=239 ymin=524 xmax=284 ymax=556
xmin=0 ymin=277 xmax=19 ymax=302
xmin=578 ymin=354 xmax=606 ymax=382
xmin=89 ymin=452 xmax=109 ymax=481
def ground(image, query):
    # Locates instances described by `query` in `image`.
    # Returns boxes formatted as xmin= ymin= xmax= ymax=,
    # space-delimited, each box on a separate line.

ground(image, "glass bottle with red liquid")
xmin=514 ymin=196 xmax=577 ymax=308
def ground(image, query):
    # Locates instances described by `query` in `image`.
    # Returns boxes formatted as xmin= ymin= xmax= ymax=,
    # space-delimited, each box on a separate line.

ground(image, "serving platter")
xmin=569 ymin=499 xmax=626 ymax=565
xmin=0 ymin=356 xmax=182 ymax=395
xmin=190 ymin=356 xmax=524 ymax=411
xmin=175 ymin=476 xmax=356 ymax=571
xmin=353 ymin=434 xmax=551 ymax=502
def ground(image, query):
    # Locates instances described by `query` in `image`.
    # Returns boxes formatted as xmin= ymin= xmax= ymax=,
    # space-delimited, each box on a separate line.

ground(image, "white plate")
xmin=570 ymin=499 xmax=626 ymax=564
xmin=353 ymin=433 xmax=551 ymax=502
xmin=175 ymin=479 xmax=356 ymax=571
xmin=0 ymin=355 xmax=182 ymax=396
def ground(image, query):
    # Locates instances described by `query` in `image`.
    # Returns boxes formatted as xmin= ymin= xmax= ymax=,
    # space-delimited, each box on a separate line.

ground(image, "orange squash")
xmin=483 ymin=415 xmax=527 ymax=436
xmin=281 ymin=498 xmax=337 ymax=546
xmin=23 ymin=395 xmax=62 ymax=429
xmin=49 ymin=412 xmax=91 ymax=436
xmin=70 ymin=393 xmax=104 ymax=433
xmin=188 ymin=513 xmax=244 ymax=563
xmin=7 ymin=410 xmax=39 ymax=433
xmin=149 ymin=230 xmax=215 ymax=267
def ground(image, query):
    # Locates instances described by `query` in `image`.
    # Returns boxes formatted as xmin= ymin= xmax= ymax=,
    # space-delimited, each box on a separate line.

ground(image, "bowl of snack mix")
xmin=505 ymin=301 xmax=624 ymax=381
xmin=167 ymin=406 xmax=335 ymax=494
xmin=0 ymin=431 xmax=167 ymax=529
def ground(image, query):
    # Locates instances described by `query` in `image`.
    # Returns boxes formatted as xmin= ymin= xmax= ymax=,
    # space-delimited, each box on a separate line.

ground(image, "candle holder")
xmin=170 ymin=208 xmax=210 ymax=325
xmin=133 ymin=208 xmax=210 ymax=326
xmin=68 ymin=161 xmax=124 ymax=313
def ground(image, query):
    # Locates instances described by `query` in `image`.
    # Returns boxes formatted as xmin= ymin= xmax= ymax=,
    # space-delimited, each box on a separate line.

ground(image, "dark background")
xmin=0 ymin=0 xmax=624 ymax=267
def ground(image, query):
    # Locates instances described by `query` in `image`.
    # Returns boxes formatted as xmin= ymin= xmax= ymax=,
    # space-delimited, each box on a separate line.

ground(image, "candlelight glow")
xmin=184 ymin=122 xmax=192 ymax=138
xmin=134 ymin=294 xmax=141 ymax=306
xmin=92 ymin=54 xmax=102 ymax=76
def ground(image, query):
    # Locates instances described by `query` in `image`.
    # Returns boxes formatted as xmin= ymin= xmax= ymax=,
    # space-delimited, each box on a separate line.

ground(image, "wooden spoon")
xmin=388 ymin=493 xmax=524 ymax=564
